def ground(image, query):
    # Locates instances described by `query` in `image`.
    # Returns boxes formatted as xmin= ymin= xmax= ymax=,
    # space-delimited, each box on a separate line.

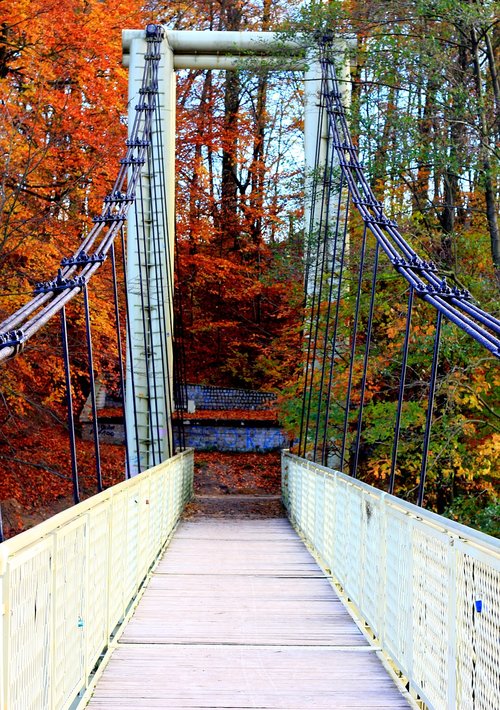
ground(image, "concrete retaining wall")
xmin=174 ymin=420 xmax=288 ymax=452
xmin=82 ymin=419 xmax=289 ymax=453
xmin=81 ymin=383 xmax=284 ymax=452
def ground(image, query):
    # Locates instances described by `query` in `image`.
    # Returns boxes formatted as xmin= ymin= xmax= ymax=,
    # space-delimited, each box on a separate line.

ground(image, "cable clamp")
xmin=452 ymin=286 xmax=472 ymax=301
xmin=433 ymin=278 xmax=471 ymax=301
xmin=120 ymin=156 xmax=146 ymax=166
xmin=139 ymin=84 xmax=158 ymax=95
xmin=0 ymin=329 xmax=25 ymax=355
xmin=398 ymin=255 xmax=437 ymax=274
xmin=415 ymin=282 xmax=432 ymax=295
xmin=34 ymin=269 xmax=85 ymax=294
xmin=365 ymin=213 xmax=391 ymax=227
xmin=104 ymin=191 xmax=134 ymax=205
xmin=353 ymin=197 xmax=380 ymax=210
xmin=392 ymin=256 xmax=409 ymax=268
xmin=126 ymin=138 xmax=150 ymax=148
xmin=418 ymin=257 xmax=438 ymax=272
xmin=61 ymin=251 xmax=107 ymax=267
xmin=339 ymin=159 xmax=361 ymax=170
xmin=315 ymin=30 xmax=335 ymax=46
xmin=92 ymin=210 xmax=119 ymax=224
xmin=146 ymin=25 xmax=164 ymax=41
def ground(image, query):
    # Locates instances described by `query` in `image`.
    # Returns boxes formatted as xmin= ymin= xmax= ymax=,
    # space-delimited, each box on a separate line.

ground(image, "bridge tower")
xmin=122 ymin=28 xmax=351 ymax=474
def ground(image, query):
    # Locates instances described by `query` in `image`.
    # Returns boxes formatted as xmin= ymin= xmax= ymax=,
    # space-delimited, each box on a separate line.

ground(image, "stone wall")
xmin=82 ymin=419 xmax=288 ymax=452
xmin=178 ymin=384 xmax=276 ymax=411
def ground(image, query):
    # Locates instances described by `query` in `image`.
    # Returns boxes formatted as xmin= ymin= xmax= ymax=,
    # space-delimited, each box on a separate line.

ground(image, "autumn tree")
xmin=156 ymin=0 xmax=305 ymax=387
xmin=0 ymin=0 xmax=148 ymax=512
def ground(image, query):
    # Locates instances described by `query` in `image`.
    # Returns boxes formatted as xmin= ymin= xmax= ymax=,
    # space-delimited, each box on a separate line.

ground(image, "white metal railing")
xmin=0 ymin=449 xmax=193 ymax=710
xmin=282 ymin=451 xmax=500 ymax=710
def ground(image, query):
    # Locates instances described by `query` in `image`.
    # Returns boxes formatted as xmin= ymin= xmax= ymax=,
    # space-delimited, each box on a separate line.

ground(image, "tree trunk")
xmin=471 ymin=26 xmax=500 ymax=280
xmin=219 ymin=0 xmax=242 ymax=251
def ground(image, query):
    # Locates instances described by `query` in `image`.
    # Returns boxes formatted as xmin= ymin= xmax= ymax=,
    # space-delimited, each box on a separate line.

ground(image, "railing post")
xmin=281 ymin=451 xmax=289 ymax=509
xmin=377 ymin=492 xmax=388 ymax=646
xmin=1 ymin=554 xmax=9 ymax=709
xmin=49 ymin=532 xmax=57 ymax=708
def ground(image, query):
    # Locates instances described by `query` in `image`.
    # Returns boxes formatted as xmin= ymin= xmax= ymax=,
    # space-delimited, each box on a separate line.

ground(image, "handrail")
xmin=282 ymin=451 xmax=500 ymax=710
xmin=0 ymin=449 xmax=193 ymax=710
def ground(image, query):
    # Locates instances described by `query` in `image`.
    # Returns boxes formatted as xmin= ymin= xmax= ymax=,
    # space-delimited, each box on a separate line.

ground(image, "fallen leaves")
xmin=0 ymin=420 xmax=125 ymax=538
xmin=194 ymin=451 xmax=282 ymax=495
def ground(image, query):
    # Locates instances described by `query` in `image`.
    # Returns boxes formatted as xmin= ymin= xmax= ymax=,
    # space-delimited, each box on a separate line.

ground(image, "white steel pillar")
xmin=149 ymin=33 xmax=176 ymax=465
xmin=159 ymin=34 xmax=177 ymax=463
xmin=304 ymin=49 xmax=329 ymax=295
xmin=124 ymin=33 xmax=148 ymax=475
xmin=304 ymin=42 xmax=352 ymax=295
xmin=124 ymin=33 xmax=176 ymax=474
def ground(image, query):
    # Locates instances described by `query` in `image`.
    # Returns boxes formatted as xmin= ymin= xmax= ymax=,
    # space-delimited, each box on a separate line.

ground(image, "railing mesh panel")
xmin=7 ymin=540 xmax=52 ymax=710
xmin=124 ymin=490 xmax=140 ymax=602
xmin=383 ymin=509 xmax=412 ymax=675
xmin=86 ymin=504 xmax=110 ymax=674
xmin=412 ymin=528 xmax=450 ymax=709
xmin=361 ymin=493 xmax=381 ymax=633
xmin=314 ymin=474 xmax=326 ymax=559
xmin=345 ymin=485 xmax=362 ymax=602
xmin=323 ymin=475 xmax=335 ymax=573
xmin=53 ymin=520 xmax=86 ymax=708
xmin=282 ymin=452 xmax=500 ymax=709
xmin=456 ymin=548 xmax=500 ymax=710
xmin=108 ymin=492 xmax=127 ymax=631
xmin=0 ymin=449 xmax=194 ymax=710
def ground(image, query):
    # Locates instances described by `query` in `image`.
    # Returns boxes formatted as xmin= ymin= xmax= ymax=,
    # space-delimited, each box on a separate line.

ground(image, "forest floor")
xmin=0 ymin=422 xmax=125 ymax=538
xmin=193 ymin=451 xmax=281 ymax=495
xmin=184 ymin=451 xmax=285 ymax=518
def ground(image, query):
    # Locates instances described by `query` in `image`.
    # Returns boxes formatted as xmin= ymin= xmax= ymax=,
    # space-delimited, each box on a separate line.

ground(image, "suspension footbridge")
xmin=0 ymin=25 xmax=499 ymax=710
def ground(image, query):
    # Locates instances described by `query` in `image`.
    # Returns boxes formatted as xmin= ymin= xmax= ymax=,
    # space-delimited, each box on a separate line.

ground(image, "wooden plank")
xmin=88 ymin=647 xmax=410 ymax=708
xmin=88 ymin=517 xmax=410 ymax=708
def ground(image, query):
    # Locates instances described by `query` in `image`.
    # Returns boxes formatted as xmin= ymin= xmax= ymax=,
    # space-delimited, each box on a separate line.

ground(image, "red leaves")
xmin=194 ymin=451 xmax=281 ymax=495
xmin=0 ymin=419 xmax=125 ymax=538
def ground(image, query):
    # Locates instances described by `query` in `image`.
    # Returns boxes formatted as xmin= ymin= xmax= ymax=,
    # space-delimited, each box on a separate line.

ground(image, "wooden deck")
xmin=87 ymin=518 xmax=410 ymax=709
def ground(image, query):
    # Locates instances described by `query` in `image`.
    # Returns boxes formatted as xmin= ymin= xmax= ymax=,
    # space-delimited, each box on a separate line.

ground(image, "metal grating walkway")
xmin=87 ymin=518 xmax=410 ymax=708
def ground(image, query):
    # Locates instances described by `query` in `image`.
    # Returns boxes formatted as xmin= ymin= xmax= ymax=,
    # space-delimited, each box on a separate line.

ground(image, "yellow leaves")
xmin=447 ymin=434 xmax=500 ymax=482
xmin=461 ymin=420 xmax=477 ymax=437
xmin=456 ymin=390 xmax=482 ymax=410
xmin=476 ymin=434 xmax=500 ymax=471
xmin=366 ymin=457 xmax=391 ymax=481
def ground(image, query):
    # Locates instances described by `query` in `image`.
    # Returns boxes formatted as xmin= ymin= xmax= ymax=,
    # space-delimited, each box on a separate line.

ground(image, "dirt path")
xmin=185 ymin=451 xmax=285 ymax=518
